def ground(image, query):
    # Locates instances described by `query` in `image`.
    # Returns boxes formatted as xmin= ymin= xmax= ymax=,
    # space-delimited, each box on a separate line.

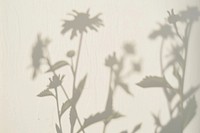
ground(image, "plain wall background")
xmin=0 ymin=0 xmax=200 ymax=133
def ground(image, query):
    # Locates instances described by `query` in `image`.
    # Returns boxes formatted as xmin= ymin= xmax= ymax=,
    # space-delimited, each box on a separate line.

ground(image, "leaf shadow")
xmin=138 ymin=6 xmax=200 ymax=133
xmin=31 ymin=8 xmax=104 ymax=133
xmin=76 ymin=42 xmax=141 ymax=133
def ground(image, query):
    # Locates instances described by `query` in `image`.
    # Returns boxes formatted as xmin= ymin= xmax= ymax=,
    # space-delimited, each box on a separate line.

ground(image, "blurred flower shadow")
xmin=138 ymin=6 xmax=200 ymax=133
xmin=180 ymin=6 xmax=200 ymax=22
xmin=123 ymin=43 xmax=135 ymax=55
xmin=105 ymin=52 xmax=118 ymax=68
xmin=32 ymin=9 xmax=104 ymax=133
xmin=149 ymin=24 xmax=174 ymax=40
xmin=31 ymin=34 xmax=50 ymax=79
xmin=167 ymin=9 xmax=182 ymax=24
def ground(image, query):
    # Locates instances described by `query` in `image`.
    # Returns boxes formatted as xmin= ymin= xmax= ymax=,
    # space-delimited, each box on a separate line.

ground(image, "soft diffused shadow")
xmin=138 ymin=6 xmax=200 ymax=133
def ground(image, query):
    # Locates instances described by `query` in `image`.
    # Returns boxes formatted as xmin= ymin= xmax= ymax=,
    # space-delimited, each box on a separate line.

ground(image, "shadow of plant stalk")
xmin=29 ymin=6 xmax=200 ymax=133
xmin=30 ymin=35 xmax=142 ymax=132
xmin=137 ymin=6 xmax=200 ymax=133
xmin=31 ymin=9 xmax=103 ymax=133
xmin=76 ymin=43 xmax=142 ymax=133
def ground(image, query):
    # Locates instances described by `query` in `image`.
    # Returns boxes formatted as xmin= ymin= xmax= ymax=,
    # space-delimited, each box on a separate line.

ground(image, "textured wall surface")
xmin=1 ymin=0 xmax=200 ymax=133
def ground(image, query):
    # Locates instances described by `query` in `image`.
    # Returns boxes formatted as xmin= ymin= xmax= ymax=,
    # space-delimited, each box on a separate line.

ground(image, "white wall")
xmin=0 ymin=0 xmax=200 ymax=133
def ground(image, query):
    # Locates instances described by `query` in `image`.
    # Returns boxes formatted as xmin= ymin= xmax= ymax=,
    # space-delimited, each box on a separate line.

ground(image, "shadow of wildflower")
xmin=137 ymin=6 xmax=200 ymax=133
xmin=76 ymin=43 xmax=141 ymax=133
xmin=31 ymin=34 xmax=50 ymax=79
xmin=149 ymin=24 xmax=174 ymax=40
xmin=180 ymin=6 xmax=200 ymax=22
xmin=32 ymin=9 xmax=104 ymax=133
xmin=61 ymin=9 xmax=104 ymax=40
xmin=61 ymin=9 xmax=104 ymax=133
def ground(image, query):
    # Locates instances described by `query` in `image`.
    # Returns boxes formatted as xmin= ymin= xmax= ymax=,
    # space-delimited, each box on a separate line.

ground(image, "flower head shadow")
xmin=61 ymin=9 xmax=104 ymax=39
xmin=180 ymin=6 xmax=200 ymax=22
xmin=123 ymin=43 xmax=135 ymax=55
xmin=67 ymin=50 xmax=75 ymax=58
xmin=167 ymin=9 xmax=181 ymax=24
xmin=47 ymin=75 xmax=64 ymax=89
xmin=105 ymin=52 xmax=118 ymax=68
xmin=132 ymin=62 xmax=141 ymax=72
xmin=31 ymin=34 xmax=50 ymax=79
xmin=149 ymin=24 xmax=174 ymax=40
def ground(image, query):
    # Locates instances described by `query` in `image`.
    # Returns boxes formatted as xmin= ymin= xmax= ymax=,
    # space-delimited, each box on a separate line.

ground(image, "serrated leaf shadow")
xmin=138 ymin=6 xmax=200 ymax=133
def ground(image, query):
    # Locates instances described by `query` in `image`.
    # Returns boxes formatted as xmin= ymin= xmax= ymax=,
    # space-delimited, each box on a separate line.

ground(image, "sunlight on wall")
xmin=0 ymin=0 xmax=200 ymax=133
